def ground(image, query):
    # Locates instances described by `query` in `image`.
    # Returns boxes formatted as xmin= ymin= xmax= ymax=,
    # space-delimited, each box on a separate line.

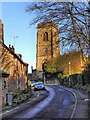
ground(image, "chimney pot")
xmin=9 ymin=44 xmax=11 ymax=48
xmin=12 ymin=45 xmax=14 ymax=52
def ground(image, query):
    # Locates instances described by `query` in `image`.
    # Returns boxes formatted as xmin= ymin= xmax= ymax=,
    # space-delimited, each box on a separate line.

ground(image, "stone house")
xmin=0 ymin=19 xmax=28 ymax=106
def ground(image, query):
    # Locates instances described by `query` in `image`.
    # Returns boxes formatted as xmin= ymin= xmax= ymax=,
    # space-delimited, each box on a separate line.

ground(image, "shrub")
xmin=86 ymin=84 xmax=90 ymax=95
xmin=13 ymin=89 xmax=21 ymax=99
xmin=77 ymin=74 xmax=81 ymax=84
xmin=80 ymin=84 xmax=90 ymax=94
xmin=82 ymin=64 xmax=90 ymax=84
xmin=59 ymin=78 xmax=64 ymax=85
xmin=74 ymin=83 xmax=82 ymax=89
xmin=13 ymin=86 xmax=32 ymax=105
xmin=77 ymin=74 xmax=86 ymax=86
xmin=58 ymin=73 xmax=69 ymax=85
xmin=77 ymin=64 xmax=90 ymax=85
xmin=65 ymin=64 xmax=90 ymax=94
xmin=70 ymin=74 xmax=79 ymax=86
xmin=63 ymin=77 xmax=69 ymax=86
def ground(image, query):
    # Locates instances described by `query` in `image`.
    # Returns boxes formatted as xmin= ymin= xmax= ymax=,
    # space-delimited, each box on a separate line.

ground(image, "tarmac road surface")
xmin=2 ymin=85 xmax=89 ymax=119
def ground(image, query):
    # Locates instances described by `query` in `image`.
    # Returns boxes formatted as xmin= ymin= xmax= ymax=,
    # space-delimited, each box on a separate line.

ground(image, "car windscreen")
xmin=30 ymin=82 xmax=35 ymax=84
xmin=36 ymin=83 xmax=43 ymax=85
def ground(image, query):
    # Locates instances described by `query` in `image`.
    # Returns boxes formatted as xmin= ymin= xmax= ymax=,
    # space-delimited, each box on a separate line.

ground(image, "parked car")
xmin=30 ymin=81 xmax=36 ymax=88
xmin=34 ymin=82 xmax=45 ymax=90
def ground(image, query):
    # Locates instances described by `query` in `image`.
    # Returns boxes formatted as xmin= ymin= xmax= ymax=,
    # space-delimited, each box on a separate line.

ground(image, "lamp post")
xmin=44 ymin=72 xmax=46 ymax=85
xmin=69 ymin=61 xmax=71 ymax=87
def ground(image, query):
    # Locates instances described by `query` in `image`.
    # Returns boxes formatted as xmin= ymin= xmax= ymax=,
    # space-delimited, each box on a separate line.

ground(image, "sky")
xmin=1 ymin=2 xmax=37 ymax=73
xmin=0 ymin=1 xmax=88 ymax=73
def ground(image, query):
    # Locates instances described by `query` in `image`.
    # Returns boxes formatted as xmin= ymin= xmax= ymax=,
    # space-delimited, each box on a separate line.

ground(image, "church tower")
xmin=37 ymin=21 xmax=60 ymax=71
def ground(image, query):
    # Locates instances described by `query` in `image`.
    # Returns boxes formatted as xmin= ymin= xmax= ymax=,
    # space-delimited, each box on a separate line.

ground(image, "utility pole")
xmin=69 ymin=61 xmax=71 ymax=87
xmin=44 ymin=72 xmax=46 ymax=85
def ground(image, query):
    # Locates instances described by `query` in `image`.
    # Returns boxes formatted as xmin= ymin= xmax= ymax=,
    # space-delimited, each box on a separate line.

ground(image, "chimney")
xmin=12 ymin=45 xmax=14 ymax=52
xmin=19 ymin=54 xmax=22 ymax=59
xmin=9 ymin=45 xmax=15 ymax=52
xmin=17 ymin=54 xmax=22 ymax=59
xmin=9 ymin=44 xmax=11 ymax=48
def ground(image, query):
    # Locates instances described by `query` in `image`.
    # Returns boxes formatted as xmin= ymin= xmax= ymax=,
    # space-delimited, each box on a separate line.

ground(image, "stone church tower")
xmin=37 ymin=21 xmax=60 ymax=71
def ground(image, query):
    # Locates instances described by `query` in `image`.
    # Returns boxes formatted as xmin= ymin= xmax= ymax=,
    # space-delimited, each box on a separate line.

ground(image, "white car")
xmin=34 ymin=82 xmax=45 ymax=90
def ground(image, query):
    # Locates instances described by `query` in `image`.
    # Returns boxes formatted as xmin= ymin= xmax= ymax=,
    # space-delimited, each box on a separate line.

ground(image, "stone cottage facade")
xmin=0 ymin=19 xmax=28 ymax=106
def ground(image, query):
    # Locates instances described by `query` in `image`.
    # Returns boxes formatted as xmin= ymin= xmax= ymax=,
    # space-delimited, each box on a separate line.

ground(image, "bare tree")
xmin=25 ymin=1 xmax=90 ymax=62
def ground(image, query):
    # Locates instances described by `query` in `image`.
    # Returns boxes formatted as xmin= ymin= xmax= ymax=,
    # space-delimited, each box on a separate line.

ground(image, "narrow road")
xmin=32 ymin=85 xmax=75 ymax=119
xmin=2 ymin=85 xmax=89 ymax=119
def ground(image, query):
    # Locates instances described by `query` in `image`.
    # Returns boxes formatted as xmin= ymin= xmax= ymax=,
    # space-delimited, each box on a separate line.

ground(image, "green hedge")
xmin=70 ymin=74 xmax=79 ymax=86
xmin=70 ymin=64 xmax=90 ymax=94
xmin=59 ymin=78 xmax=64 ymax=85
xmin=63 ymin=77 xmax=69 ymax=86
xmin=82 ymin=64 xmax=90 ymax=84
xmin=57 ymin=64 xmax=90 ymax=94
xmin=74 ymin=83 xmax=90 ymax=95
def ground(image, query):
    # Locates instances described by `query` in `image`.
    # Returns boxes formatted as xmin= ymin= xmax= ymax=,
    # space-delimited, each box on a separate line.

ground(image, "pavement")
xmin=71 ymin=88 xmax=90 ymax=119
xmin=1 ymin=89 xmax=49 ymax=119
xmin=60 ymin=85 xmax=90 ymax=119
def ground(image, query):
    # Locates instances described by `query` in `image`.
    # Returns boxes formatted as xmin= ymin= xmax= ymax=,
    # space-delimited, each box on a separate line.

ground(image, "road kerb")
xmin=59 ymin=85 xmax=77 ymax=119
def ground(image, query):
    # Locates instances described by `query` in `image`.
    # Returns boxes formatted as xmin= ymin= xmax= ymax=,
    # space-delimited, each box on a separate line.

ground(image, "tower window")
xmin=42 ymin=32 xmax=48 ymax=41
xmin=4 ymin=81 xmax=6 ymax=88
